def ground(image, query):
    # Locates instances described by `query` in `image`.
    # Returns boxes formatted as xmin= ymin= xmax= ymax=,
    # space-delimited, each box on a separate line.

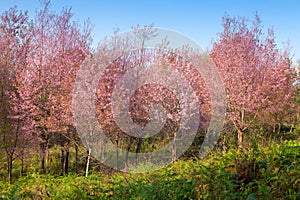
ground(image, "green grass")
xmin=0 ymin=140 xmax=300 ymax=199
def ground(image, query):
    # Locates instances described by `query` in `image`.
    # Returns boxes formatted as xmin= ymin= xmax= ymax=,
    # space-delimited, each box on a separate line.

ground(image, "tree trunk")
xmin=135 ymin=138 xmax=142 ymax=166
xmin=116 ymin=141 xmax=119 ymax=171
xmin=273 ymin=123 xmax=276 ymax=134
xmin=116 ymin=132 xmax=119 ymax=171
xmin=277 ymin=123 xmax=281 ymax=135
xmin=61 ymin=144 xmax=70 ymax=176
xmin=85 ymin=147 xmax=91 ymax=177
xmin=20 ymin=156 xmax=24 ymax=177
xmin=290 ymin=124 xmax=294 ymax=132
xmin=232 ymin=120 xmax=244 ymax=151
xmin=40 ymin=139 xmax=49 ymax=174
xmin=40 ymin=145 xmax=46 ymax=174
xmin=7 ymin=156 xmax=13 ymax=184
xmin=172 ymin=132 xmax=177 ymax=163
xmin=125 ymin=138 xmax=133 ymax=168
xmin=237 ymin=129 xmax=243 ymax=151
xmin=65 ymin=145 xmax=69 ymax=175
xmin=61 ymin=147 xmax=65 ymax=176
xmin=75 ymin=144 xmax=79 ymax=173
xmin=45 ymin=147 xmax=49 ymax=173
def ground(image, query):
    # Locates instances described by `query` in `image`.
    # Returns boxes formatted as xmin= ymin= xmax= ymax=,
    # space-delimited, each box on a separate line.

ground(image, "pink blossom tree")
xmin=0 ymin=7 xmax=34 ymax=183
xmin=210 ymin=14 xmax=297 ymax=149
xmin=91 ymin=25 xmax=211 ymax=171
xmin=23 ymin=2 xmax=92 ymax=174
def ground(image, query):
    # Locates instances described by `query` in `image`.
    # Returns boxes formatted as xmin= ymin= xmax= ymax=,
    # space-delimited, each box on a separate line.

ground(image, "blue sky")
xmin=1 ymin=0 xmax=300 ymax=63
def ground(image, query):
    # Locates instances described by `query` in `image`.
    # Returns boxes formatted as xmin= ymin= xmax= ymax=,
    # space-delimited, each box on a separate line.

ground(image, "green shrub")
xmin=1 ymin=140 xmax=300 ymax=199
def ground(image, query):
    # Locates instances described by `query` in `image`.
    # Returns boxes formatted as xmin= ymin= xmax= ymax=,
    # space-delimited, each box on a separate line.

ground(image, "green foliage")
xmin=1 ymin=140 xmax=299 ymax=199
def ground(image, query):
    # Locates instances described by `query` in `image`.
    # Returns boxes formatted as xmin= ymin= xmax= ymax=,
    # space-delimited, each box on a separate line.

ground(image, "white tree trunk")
xmin=85 ymin=147 xmax=91 ymax=177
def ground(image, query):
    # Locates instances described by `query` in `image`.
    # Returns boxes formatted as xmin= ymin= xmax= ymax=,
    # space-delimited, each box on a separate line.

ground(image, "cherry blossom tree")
xmin=23 ymin=1 xmax=92 ymax=174
xmin=90 ymin=25 xmax=210 ymax=171
xmin=0 ymin=7 xmax=33 ymax=183
xmin=210 ymin=14 xmax=297 ymax=149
